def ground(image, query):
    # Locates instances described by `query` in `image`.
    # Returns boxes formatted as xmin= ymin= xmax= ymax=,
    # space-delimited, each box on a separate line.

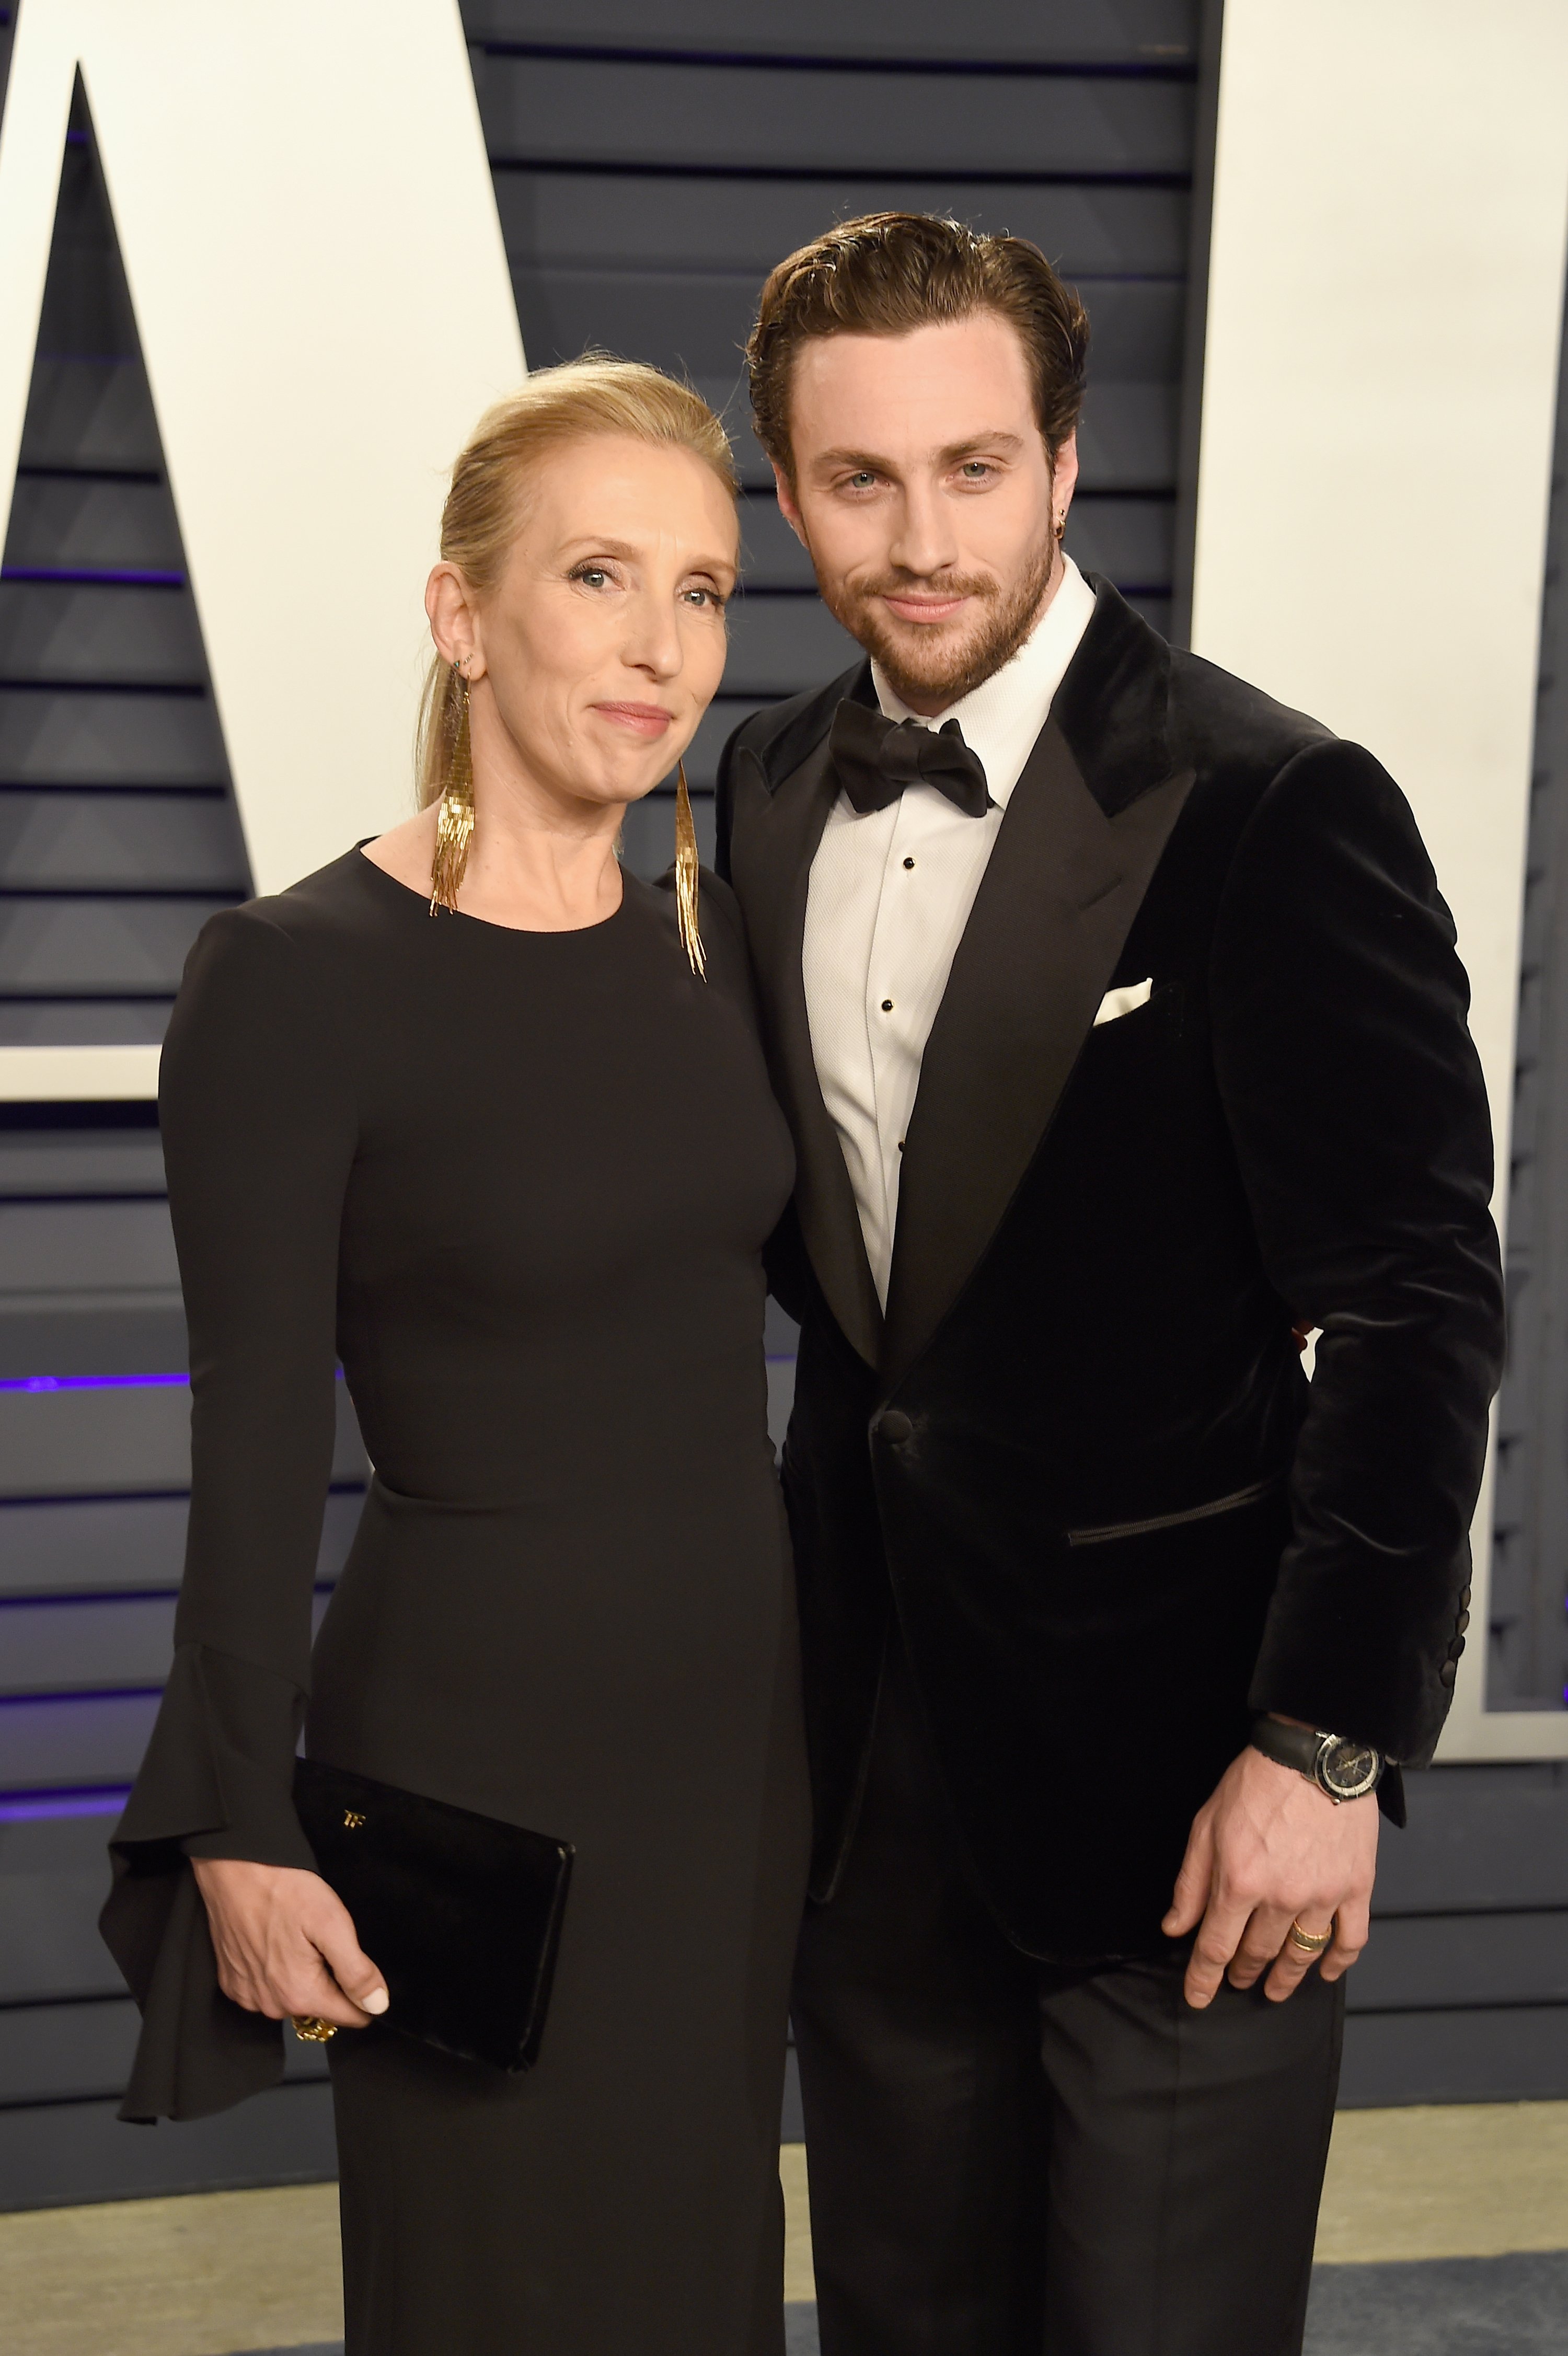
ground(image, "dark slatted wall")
xmin=1 ymin=0 xmax=1564 ymax=2212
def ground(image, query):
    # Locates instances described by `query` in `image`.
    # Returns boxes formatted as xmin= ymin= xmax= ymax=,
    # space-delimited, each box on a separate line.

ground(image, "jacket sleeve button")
xmin=1459 ymin=1584 xmax=1472 ymax=1608
xmin=875 ymin=1409 xmax=914 ymax=1446
xmin=1455 ymin=1609 xmax=1470 ymax=1636
xmin=1439 ymin=1660 xmax=1458 ymax=1688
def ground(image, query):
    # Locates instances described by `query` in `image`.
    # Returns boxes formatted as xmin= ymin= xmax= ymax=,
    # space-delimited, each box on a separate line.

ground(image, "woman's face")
xmin=430 ymin=435 xmax=739 ymax=816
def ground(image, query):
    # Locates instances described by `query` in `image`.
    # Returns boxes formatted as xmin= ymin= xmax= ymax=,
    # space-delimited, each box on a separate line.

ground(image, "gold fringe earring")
xmin=674 ymin=760 xmax=705 ymax=979
xmin=429 ymin=662 xmax=475 ymax=916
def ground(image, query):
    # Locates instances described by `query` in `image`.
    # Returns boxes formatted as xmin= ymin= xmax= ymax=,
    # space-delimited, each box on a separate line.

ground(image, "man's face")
xmin=775 ymin=313 xmax=1076 ymax=715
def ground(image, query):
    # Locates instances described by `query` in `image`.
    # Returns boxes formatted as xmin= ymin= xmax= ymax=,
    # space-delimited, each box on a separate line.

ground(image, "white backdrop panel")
xmin=1191 ymin=0 xmax=1568 ymax=1756
xmin=0 ymin=0 xmax=526 ymax=1096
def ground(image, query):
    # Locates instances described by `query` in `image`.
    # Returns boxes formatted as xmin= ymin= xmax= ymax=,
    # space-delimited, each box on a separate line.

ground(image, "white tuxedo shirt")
xmin=802 ymin=558 xmax=1098 ymax=1307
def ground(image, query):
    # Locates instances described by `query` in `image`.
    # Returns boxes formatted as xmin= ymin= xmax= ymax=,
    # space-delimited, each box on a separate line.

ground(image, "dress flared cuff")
xmin=100 ymin=1642 xmax=316 ymax=2122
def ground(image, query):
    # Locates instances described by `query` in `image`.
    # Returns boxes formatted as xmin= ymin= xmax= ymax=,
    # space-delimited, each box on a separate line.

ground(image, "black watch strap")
xmin=1249 ymin=1717 xmax=1384 ymax=1803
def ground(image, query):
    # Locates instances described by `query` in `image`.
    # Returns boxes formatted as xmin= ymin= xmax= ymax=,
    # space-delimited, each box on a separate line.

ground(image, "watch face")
xmin=1318 ymin=1738 xmax=1381 ymax=1800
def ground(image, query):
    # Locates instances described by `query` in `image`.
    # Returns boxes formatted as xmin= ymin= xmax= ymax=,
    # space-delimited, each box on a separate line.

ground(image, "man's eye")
xmin=961 ymin=462 xmax=991 ymax=480
xmin=845 ymin=471 xmax=876 ymax=491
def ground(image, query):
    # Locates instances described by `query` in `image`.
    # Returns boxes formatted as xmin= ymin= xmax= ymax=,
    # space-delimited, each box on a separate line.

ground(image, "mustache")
xmin=849 ymin=571 xmax=998 ymax=605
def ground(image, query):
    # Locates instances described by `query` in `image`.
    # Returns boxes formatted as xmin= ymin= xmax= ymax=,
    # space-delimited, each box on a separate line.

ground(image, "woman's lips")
xmin=592 ymin=701 xmax=675 ymax=738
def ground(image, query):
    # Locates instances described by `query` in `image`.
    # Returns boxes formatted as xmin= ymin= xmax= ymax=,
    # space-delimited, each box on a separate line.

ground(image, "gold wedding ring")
xmin=1287 ymin=1918 xmax=1334 ymax=1954
xmin=291 ymin=2015 xmax=337 ymax=2042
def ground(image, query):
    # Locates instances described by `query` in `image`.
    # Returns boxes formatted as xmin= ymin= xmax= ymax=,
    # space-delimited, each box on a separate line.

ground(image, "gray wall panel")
xmin=462 ymin=0 xmax=1200 ymax=64
xmin=0 ymin=1299 xmax=187 ymax=1381
xmin=0 ymin=1817 xmax=121 ymax=2003
xmin=0 ymin=2080 xmax=336 ymax=2209
xmin=725 ymin=597 xmax=860 ymax=695
xmin=475 ymin=56 xmax=1195 ymax=177
xmin=0 ymin=689 xmax=227 ymax=788
xmin=0 ymin=1127 xmax=166 ymax=1198
xmin=0 ymin=896 xmax=227 ymax=995
xmin=493 ymin=171 xmax=1190 ymax=279
xmin=0 ymin=1000 xmax=171 ymax=1047
xmin=1376 ymin=1764 xmax=1568 ymax=1912
xmin=4 ymin=478 xmax=183 ymax=571
xmin=0 ymin=1380 xmax=366 ymax=1501
xmin=1 ymin=1587 xmax=335 ymax=1699
xmin=514 ymin=267 xmax=1184 ymax=383
xmin=0 ymin=1487 xmax=364 ymax=1601
xmin=0 ymin=583 xmax=206 ymax=688
xmin=0 ymin=1198 xmax=178 ymax=1295
xmin=0 ymin=1692 xmax=161 ymax=1790
xmin=0 ymin=1996 xmax=330 ymax=2107
xmin=1347 ymin=1911 xmax=1568 ymax=2013
xmin=19 ymin=359 xmax=160 ymax=473
xmin=0 ymin=791 xmax=249 ymax=891
xmin=1339 ymin=2004 xmax=1568 ymax=2108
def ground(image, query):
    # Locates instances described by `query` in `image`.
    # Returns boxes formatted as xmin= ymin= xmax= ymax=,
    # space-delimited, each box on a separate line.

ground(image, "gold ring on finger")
xmin=1287 ymin=1918 xmax=1334 ymax=1954
xmin=291 ymin=2014 xmax=337 ymax=2042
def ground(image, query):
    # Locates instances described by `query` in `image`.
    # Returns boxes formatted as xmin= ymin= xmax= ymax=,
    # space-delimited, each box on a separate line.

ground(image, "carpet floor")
xmin=240 ymin=2255 xmax=1568 ymax=2355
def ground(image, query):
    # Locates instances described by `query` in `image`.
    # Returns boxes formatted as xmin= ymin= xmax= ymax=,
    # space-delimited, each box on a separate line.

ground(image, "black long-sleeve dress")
xmin=100 ymin=846 xmax=810 ymax=2356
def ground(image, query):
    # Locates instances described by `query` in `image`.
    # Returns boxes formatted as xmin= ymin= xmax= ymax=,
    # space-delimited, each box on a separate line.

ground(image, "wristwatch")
xmin=1249 ymin=1716 xmax=1384 ymax=1803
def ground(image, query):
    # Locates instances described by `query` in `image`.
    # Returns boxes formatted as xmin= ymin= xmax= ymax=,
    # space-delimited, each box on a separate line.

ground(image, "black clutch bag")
xmin=293 ymin=1758 xmax=574 ymax=2074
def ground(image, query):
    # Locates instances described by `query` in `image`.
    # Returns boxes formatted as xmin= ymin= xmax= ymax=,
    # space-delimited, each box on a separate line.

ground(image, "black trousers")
xmin=791 ymin=1641 xmax=1344 ymax=2356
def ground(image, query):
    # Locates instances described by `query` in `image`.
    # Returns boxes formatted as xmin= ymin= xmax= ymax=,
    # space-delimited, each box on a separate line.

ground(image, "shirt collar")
xmin=869 ymin=554 xmax=1098 ymax=811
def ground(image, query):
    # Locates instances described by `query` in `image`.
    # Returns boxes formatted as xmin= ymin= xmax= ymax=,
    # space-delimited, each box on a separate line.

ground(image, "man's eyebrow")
xmin=809 ymin=432 xmax=1027 ymax=474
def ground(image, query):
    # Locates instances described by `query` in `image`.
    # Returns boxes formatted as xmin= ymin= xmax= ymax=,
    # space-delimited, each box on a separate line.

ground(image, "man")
xmin=716 ymin=214 xmax=1504 ymax=2354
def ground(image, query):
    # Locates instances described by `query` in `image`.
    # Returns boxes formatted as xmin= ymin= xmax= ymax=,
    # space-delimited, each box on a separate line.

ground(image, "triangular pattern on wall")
xmin=0 ymin=75 xmax=249 ymax=1057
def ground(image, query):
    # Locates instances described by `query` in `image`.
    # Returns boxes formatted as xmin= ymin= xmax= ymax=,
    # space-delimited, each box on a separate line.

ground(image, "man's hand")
xmin=192 ymin=1857 xmax=389 ymax=2029
xmin=1161 ymin=1743 xmax=1378 ymax=2009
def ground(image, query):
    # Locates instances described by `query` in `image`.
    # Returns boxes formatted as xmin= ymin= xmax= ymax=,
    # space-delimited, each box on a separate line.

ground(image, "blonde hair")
xmin=416 ymin=357 xmax=740 ymax=807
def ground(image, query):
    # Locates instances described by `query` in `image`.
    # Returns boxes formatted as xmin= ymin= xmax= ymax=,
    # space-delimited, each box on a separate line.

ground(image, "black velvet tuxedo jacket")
xmin=715 ymin=578 xmax=1504 ymax=1962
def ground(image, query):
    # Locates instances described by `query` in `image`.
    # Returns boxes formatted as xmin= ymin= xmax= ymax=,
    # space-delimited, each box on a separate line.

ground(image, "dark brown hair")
xmin=745 ymin=212 xmax=1090 ymax=482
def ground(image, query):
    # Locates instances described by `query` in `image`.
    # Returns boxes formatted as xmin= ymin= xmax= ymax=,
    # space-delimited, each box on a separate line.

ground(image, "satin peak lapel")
xmin=882 ymin=718 xmax=1194 ymax=1388
xmin=728 ymin=731 xmax=883 ymax=1369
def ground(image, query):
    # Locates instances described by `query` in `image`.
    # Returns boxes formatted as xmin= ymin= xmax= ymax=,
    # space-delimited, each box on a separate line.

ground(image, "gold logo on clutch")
xmin=343 ymin=1810 xmax=366 ymax=1829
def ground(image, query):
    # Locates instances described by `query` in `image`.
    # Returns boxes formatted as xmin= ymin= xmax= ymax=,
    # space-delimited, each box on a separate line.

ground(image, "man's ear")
xmin=1051 ymin=430 xmax=1080 ymax=520
xmin=773 ymin=460 xmax=809 ymax=549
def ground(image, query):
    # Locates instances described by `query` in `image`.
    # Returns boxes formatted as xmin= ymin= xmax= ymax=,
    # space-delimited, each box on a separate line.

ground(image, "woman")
xmin=101 ymin=362 xmax=810 ymax=2354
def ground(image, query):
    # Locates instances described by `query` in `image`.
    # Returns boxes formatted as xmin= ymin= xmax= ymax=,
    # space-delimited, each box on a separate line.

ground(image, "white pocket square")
xmin=1093 ymin=978 xmax=1154 ymax=1026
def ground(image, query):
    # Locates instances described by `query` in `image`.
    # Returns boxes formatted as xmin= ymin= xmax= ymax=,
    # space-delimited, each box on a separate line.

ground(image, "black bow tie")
xmin=829 ymin=699 xmax=992 ymax=819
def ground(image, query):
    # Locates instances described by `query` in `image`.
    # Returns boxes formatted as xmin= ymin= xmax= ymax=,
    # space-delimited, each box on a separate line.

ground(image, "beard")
xmin=819 ymin=533 xmax=1058 ymax=711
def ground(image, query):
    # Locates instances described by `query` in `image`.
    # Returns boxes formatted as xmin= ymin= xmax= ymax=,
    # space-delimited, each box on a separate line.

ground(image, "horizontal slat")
xmin=620 ymin=789 xmax=714 ymax=882
xmin=0 ymin=2079 xmax=336 ymax=2210
xmin=0 ymin=1815 xmax=122 ymax=2003
xmin=2 ymin=477 xmax=183 ymax=572
xmin=0 ymin=1004 xmax=171 ymax=1049
xmin=475 ymin=55 xmax=1196 ymax=177
xmin=0 ymin=1124 xmax=165 ymax=1200
xmin=515 ymin=266 xmax=1183 ymax=384
xmin=0 ymin=1198 xmax=177 ymax=1295
xmin=0 ymin=1377 xmax=367 ymax=1501
xmin=1347 ymin=1911 xmax=1568 ymax=2013
xmin=0 ymin=1691 xmax=160 ymax=1790
xmin=0 ymin=1996 xmax=328 ymax=2109
xmin=725 ymin=595 xmax=860 ymax=696
xmin=0 ymin=1298 xmax=186 ymax=1382
xmin=19 ymin=359 xmax=161 ymax=475
xmin=0 ymin=790 xmax=249 ymax=892
xmin=461 ymin=0 xmax=1200 ymax=66
xmin=0 ymin=896 xmax=225 ymax=995
xmin=1377 ymin=1764 xmax=1568 ymax=1912
xmin=0 ymin=582 xmax=206 ymax=688
xmin=0 ymin=1587 xmax=336 ymax=1700
xmin=1338 ymin=2002 xmax=1568 ymax=2108
xmin=0 ymin=1487 xmax=365 ymax=1600
xmin=0 ymin=688 xmax=227 ymax=788
xmin=495 ymin=170 xmax=1190 ymax=279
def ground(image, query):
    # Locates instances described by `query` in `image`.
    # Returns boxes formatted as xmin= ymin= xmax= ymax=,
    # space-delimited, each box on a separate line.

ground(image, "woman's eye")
xmin=572 ymin=565 xmax=611 ymax=589
xmin=683 ymin=586 xmax=724 ymax=610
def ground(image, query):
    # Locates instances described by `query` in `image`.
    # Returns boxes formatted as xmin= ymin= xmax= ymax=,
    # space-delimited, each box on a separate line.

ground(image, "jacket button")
xmin=877 ymin=1409 xmax=914 ymax=1446
xmin=1459 ymin=1584 xmax=1472 ymax=1608
xmin=1450 ymin=1633 xmax=1466 ymax=1659
xmin=1439 ymin=1660 xmax=1458 ymax=1688
xmin=1455 ymin=1609 xmax=1470 ymax=1636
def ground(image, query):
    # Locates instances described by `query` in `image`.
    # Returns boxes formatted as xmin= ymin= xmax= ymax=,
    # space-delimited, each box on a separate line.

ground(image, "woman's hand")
xmin=192 ymin=1857 xmax=389 ymax=2028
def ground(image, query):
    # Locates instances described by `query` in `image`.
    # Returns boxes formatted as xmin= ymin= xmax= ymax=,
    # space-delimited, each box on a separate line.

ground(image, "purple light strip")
xmin=1 ymin=1371 xmax=187 ymax=1394
xmin=0 ymin=567 xmax=186 ymax=588
xmin=0 ymin=1786 xmax=129 ymax=1822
